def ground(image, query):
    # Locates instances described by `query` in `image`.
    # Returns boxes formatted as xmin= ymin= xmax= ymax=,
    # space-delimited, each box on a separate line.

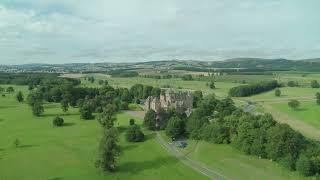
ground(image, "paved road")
xmin=155 ymin=132 xmax=226 ymax=180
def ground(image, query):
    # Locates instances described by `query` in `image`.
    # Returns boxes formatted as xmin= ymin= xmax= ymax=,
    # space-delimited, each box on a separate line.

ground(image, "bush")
xmin=129 ymin=119 xmax=135 ymax=126
xmin=311 ymin=80 xmax=320 ymax=88
xmin=53 ymin=116 xmax=64 ymax=127
xmin=288 ymin=100 xmax=300 ymax=110
xmin=287 ymin=81 xmax=298 ymax=87
xmin=16 ymin=91 xmax=24 ymax=102
xmin=275 ymin=88 xmax=281 ymax=97
xmin=126 ymin=125 xmax=144 ymax=142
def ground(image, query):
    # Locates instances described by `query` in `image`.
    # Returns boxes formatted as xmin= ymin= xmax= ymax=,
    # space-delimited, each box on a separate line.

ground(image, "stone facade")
xmin=144 ymin=89 xmax=193 ymax=117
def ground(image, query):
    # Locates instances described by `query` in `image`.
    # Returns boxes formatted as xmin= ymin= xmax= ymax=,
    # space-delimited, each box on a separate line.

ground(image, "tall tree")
xmin=16 ymin=91 xmax=24 ymax=102
xmin=61 ymin=98 xmax=69 ymax=112
xmin=32 ymin=102 xmax=44 ymax=116
xmin=165 ymin=116 xmax=186 ymax=138
xmin=98 ymin=104 xmax=117 ymax=128
xmin=316 ymin=92 xmax=320 ymax=105
xmin=96 ymin=127 xmax=120 ymax=172
xmin=288 ymin=100 xmax=300 ymax=110
xmin=144 ymin=109 xmax=157 ymax=130
xmin=275 ymin=88 xmax=281 ymax=97
xmin=311 ymin=80 xmax=320 ymax=88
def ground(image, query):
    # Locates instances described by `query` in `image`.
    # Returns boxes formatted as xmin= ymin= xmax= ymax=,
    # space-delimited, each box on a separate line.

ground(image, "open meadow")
xmin=159 ymin=132 xmax=308 ymax=180
xmin=0 ymin=86 xmax=207 ymax=180
xmin=272 ymin=101 xmax=320 ymax=130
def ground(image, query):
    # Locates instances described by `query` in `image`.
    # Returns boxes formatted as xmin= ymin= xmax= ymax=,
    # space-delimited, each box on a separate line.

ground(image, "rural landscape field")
xmin=1 ymin=1 xmax=320 ymax=180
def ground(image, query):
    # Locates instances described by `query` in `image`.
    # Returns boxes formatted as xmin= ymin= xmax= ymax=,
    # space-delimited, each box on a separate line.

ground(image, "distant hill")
xmin=1 ymin=57 xmax=320 ymax=73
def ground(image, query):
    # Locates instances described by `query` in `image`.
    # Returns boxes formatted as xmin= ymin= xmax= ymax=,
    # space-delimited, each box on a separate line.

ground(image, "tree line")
xmin=144 ymin=93 xmax=320 ymax=177
xmin=229 ymin=80 xmax=279 ymax=97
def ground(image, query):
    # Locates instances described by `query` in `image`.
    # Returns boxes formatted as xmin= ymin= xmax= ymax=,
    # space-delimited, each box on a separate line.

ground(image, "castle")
xmin=144 ymin=89 xmax=193 ymax=117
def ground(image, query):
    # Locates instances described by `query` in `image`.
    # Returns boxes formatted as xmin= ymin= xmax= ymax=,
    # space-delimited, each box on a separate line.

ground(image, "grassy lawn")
xmin=238 ymin=87 xmax=320 ymax=102
xmin=183 ymin=141 xmax=307 ymax=180
xmin=0 ymin=86 xmax=207 ymax=180
xmin=272 ymin=101 xmax=320 ymax=130
xmin=159 ymin=132 xmax=307 ymax=180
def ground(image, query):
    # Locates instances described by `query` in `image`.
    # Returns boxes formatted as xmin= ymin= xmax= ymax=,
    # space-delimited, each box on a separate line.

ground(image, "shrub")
xmin=129 ymin=119 xmax=135 ymax=126
xmin=126 ymin=125 xmax=144 ymax=142
xmin=311 ymin=80 xmax=320 ymax=88
xmin=288 ymin=100 xmax=300 ymax=110
xmin=53 ymin=116 xmax=64 ymax=127
xmin=275 ymin=88 xmax=281 ymax=97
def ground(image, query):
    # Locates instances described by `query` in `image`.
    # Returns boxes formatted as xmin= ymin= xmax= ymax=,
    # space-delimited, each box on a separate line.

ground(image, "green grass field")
xmin=80 ymin=74 xmax=241 ymax=97
xmin=272 ymin=101 xmax=320 ymax=130
xmin=238 ymin=87 xmax=320 ymax=102
xmin=0 ymin=86 xmax=207 ymax=180
xmin=159 ymin=132 xmax=307 ymax=180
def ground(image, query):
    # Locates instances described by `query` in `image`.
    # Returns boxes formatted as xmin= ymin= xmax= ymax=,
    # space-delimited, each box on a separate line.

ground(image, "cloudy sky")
xmin=0 ymin=0 xmax=320 ymax=64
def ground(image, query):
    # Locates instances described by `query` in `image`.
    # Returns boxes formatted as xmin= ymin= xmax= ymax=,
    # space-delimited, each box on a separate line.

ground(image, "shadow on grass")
xmin=122 ymin=144 xmax=139 ymax=151
xmin=118 ymin=156 xmax=179 ymax=174
xmin=118 ymin=126 xmax=128 ymax=134
xmin=19 ymin=144 xmax=39 ymax=149
xmin=144 ymin=133 xmax=156 ymax=141
xmin=0 ymin=105 xmax=18 ymax=109
xmin=296 ymin=108 xmax=308 ymax=111
xmin=0 ymin=118 xmax=4 ymax=122
xmin=42 ymin=112 xmax=80 ymax=117
xmin=63 ymin=122 xmax=75 ymax=127
xmin=47 ymin=177 xmax=63 ymax=180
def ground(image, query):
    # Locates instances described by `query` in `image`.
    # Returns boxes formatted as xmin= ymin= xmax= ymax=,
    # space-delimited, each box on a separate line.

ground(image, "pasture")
xmin=272 ymin=101 xmax=320 ymax=131
xmin=158 ymin=132 xmax=308 ymax=180
xmin=0 ymin=86 xmax=207 ymax=180
xmin=81 ymin=74 xmax=241 ymax=97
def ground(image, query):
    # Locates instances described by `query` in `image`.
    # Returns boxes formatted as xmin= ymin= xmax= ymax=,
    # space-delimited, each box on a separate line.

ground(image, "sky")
xmin=0 ymin=0 xmax=320 ymax=64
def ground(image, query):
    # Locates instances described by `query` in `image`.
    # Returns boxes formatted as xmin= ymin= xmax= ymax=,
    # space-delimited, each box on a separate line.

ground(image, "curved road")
xmin=155 ymin=132 xmax=226 ymax=180
xmin=124 ymin=110 xmax=226 ymax=180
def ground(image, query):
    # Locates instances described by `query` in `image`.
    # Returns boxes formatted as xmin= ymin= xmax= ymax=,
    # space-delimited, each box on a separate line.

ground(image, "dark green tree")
xmin=16 ymin=91 xmax=24 ymax=102
xmin=311 ymin=80 xmax=320 ymax=88
xmin=316 ymin=92 xmax=320 ymax=105
xmin=296 ymin=155 xmax=313 ymax=176
xmin=126 ymin=125 xmax=144 ymax=142
xmin=165 ymin=116 xmax=185 ymax=138
xmin=96 ymin=127 xmax=120 ymax=172
xmin=61 ymin=98 xmax=69 ymax=112
xmin=144 ymin=109 xmax=157 ymax=130
xmin=209 ymin=81 xmax=215 ymax=89
xmin=275 ymin=88 xmax=281 ymax=97
xmin=32 ymin=102 xmax=44 ymax=116
xmin=288 ymin=100 xmax=300 ymax=110
xmin=80 ymin=102 xmax=94 ymax=120
xmin=6 ymin=86 xmax=14 ymax=93
xmin=53 ymin=116 xmax=64 ymax=127
xmin=192 ymin=90 xmax=203 ymax=108
xmin=129 ymin=119 xmax=135 ymax=126
xmin=97 ymin=104 xmax=117 ymax=128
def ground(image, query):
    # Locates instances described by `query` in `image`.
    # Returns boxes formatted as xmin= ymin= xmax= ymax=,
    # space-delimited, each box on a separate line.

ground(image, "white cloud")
xmin=0 ymin=0 xmax=320 ymax=64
